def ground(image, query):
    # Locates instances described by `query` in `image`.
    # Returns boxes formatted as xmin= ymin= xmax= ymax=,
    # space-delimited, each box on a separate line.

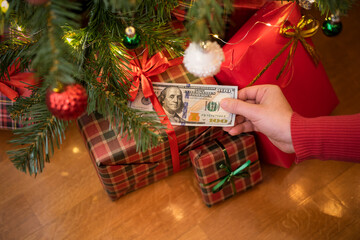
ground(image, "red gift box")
xmin=216 ymin=2 xmax=339 ymax=168
xmin=78 ymin=62 xmax=224 ymax=200
xmin=189 ymin=133 xmax=262 ymax=207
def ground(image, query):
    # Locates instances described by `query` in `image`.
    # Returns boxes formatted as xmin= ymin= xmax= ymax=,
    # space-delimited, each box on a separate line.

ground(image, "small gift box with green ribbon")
xmin=189 ymin=133 xmax=262 ymax=207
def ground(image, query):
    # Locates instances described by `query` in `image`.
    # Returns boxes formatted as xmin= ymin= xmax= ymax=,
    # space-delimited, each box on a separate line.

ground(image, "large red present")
xmin=215 ymin=1 xmax=339 ymax=168
xmin=189 ymin=133 xmax=262 ymax=207
xmin=78 ymin=61 xmax=224 ymax=201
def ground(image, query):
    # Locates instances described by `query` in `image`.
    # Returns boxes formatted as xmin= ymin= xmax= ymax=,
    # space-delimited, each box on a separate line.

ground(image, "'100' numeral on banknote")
xmin=129 ymin=82 xmax=238 ymax=127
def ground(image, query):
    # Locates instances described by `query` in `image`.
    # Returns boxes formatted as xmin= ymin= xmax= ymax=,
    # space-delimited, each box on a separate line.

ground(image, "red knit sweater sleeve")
xmin=291 ymin=112 xmax=360 ymax=163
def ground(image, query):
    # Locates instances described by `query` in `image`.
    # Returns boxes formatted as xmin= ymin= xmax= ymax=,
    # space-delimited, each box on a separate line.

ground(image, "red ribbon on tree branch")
xmin=0 ymin=62 xmax=37 ymax=101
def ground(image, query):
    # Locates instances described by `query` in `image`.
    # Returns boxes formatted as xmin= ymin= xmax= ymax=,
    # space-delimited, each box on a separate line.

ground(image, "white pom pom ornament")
xmin=183 ymin=41 xmax=224 ymax=78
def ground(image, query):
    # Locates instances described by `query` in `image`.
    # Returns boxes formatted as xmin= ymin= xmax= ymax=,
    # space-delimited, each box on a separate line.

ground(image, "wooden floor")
xmin=1 ymin=6 xmax=360 ymax=240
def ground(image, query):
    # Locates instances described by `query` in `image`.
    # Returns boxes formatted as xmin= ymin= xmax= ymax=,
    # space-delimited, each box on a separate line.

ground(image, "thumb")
xmin=220 ymin=98 xmax=260 ymax=120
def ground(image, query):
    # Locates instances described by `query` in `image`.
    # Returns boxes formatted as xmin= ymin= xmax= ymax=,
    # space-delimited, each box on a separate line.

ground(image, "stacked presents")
xmin=77 ymin=1 xmax=338 ymax=205
xmin=0 ymin=1 xmax=339 ymax=206
xmin=77 ymin=53 xmax=263 ymax=205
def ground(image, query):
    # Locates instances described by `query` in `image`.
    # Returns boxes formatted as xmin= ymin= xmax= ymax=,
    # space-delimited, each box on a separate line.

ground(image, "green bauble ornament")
xmin=122 ymin=26 xmax=141 ymax=49
xmin=322 ymin=15 xmax=342 ymax=37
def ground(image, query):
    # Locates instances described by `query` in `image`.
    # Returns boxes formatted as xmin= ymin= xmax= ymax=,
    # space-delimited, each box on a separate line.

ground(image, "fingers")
xmin=237 ymin=84 xmax=281 ymax=103
xmin=223 ymin=115 xmax=245 ymax=131
xmin=220 ymin=98 xmax=260 ymax=120
xmin=235 ymin=115 xmax=246 ymax=124
xmin=222 ymin=120 xmax=254 ymax=135
xmin=237 ymin=85 xmax=262 ymax=102
xmin=220 ymin=85 xmax=272 ymax=115
xmin=221 ymin=84 xmax=285 ymax=119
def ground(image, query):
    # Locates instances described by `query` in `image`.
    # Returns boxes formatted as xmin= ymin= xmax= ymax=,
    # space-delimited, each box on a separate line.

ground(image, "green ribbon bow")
xmin=212 ymin=160 xmax=251 ymax=193
xmin=201 ymin=139 xmax=251 ymax=194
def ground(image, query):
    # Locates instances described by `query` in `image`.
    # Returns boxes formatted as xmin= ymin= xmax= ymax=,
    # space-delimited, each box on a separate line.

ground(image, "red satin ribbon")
xmin=0 ymin=62 xmax=37 ymax=101
xmin=172 ymin=7 xmax=187 ymax=21
xmin=127 ymin=49 xmax=183 ymax=173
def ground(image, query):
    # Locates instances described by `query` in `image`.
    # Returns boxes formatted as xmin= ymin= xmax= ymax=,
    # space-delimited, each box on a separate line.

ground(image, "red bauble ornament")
xmin=46 ymin=84 xmax=88 ymax=120
xmin=26 ymin=0 xmax=49 ymax=5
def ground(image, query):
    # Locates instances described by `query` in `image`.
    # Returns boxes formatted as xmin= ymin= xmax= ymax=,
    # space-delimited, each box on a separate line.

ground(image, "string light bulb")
xmin=64 ymin=32 xmax=78 ymax=47
xmin=66 ymin=37 xmax=73 ymax=44
xmin=211 ymin=21 xmax=278 ymax=46
xmin=1 ymin=0 xmax=9 ymax=13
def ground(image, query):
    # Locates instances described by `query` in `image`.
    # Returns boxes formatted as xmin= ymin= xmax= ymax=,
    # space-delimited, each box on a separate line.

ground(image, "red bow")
xmin=0 ymin=62 xmax=37 ymax=101
xmin=127 ymin=49 xmax=183 ymax=173
xmin=128 ymin=49 xmax=182 ymax=101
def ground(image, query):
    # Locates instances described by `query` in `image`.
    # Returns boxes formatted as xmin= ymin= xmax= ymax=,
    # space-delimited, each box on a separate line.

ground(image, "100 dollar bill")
xmin=129 ymin=82 xmax=238 ymax=127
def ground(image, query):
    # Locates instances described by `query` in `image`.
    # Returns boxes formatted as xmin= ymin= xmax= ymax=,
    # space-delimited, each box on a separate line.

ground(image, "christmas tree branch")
xmin=2 ymin=0 xmax=82 ymax=90
xmin=1 ymin=0 xmax=81 ymax=176
xmin=8 ymin=86 xmax=43 ymax=120
xmin=86 ymin=75 xmax=166 ymax=152
xmin=185 ymin=0 xmax=233 ymax=42
xmin=102 ymin=0 xmax=139 ymax=13
xmin=137 ymin=0 xmax=179 ymax=23
xmin=315 ymin=0 xmax=358 ymax=15
xmin=7 ymin=100 xmax=68 ymax=176
xmin=80 ymin=2 xmax=185 ymax=152
xmin=36 ymin=0 xmax=80 ymax=88
xmin=0 ymin=28 xmax=35 ymax=76
xmin=135 ymin=20 xmax=186 ymax=57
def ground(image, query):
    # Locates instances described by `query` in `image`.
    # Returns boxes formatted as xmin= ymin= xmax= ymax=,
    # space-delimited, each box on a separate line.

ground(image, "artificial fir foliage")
xmin=0 ymin=0 xmax=357 ymax=176
xmin=7 ymin=86 xmax=69 ymax=175
xmin=315 ymin=0 xmax=357 ymax=15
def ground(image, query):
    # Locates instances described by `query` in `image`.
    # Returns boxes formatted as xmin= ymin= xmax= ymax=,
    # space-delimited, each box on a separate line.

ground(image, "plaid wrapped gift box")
xmin=189 ymin=133 xmax=262 ymax=207
xmin=78 ymin=113 xmax=223 ymax=201
xmin=0 ymin=92 xmax=21 ymax=130
xmin=78 ymin=61 xmax=223 ymax=201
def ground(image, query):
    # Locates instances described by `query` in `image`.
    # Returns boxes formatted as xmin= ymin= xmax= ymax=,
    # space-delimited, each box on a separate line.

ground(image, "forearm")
xmin=291 ymin=112 xmax=360 ymax=163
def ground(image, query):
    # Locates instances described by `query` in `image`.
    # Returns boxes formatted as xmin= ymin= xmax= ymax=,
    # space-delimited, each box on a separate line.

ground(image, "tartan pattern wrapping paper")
xmin=0 ymin=92 xmax=21 ymax=130
xmin=189 ymin=133 xmax=262 ymax=206
xmin=78 ymin=112 xmax=224 ymax=200
xmin=78 ymin=61 xmax=221 ymax=201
